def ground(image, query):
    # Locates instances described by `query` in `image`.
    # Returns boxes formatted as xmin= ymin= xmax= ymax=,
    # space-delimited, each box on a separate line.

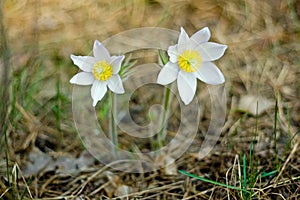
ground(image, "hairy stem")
xmin=158 ymin=86 xmax=171 ymax=148
xmin=109 ymin=91 xmax=118 ymax=156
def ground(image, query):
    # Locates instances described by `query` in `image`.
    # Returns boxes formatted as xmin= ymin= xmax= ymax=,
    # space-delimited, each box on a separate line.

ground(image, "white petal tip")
xmin=94 ymin=40 xmax=101 ymax=45
xmin=119 ymin=55 xmax=125 ymax=63
xmin=157 ymin=76 xmax=164 ymax=85
xmin=219 ymin=44 xmax=228 ymax=54
xmin=157 ymin=78 xmax=167 ymax=86
xmin=183 ymin=101 xmax=190 ymax=105
xmin=180 ymin=27 xmax=186 ymax=33
xmin=69 ymin=76 xmax=76 ymax=84
xmin=93 ymin=40 xmax=103 ymax=51
xmin=70 ymin=54 xmax=76 ymax=61
xmin=206 ymin=77 xmax=225 ymax=85
xmin=114 ymin=88 xmax=125 ymax=94
xmin=92 ymin=98 xmax=100 ymax=107
xmin=182 ymin=99 xmax=193 ymax=106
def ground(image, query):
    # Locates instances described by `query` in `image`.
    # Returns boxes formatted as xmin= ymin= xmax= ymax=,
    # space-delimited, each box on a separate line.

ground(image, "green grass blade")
xmin=158 ymin=49 xmax=169 ymax=65
xmin=243 ymin=154 xmax=247 ymax=189
xmin=274 ymin=99 xmax=279 ymax=170
xmin=261 ymin=170 xmax=278 ymax=178
xmin=179 ymin=170 xmax=250 ymax=194
xmin=20 ymin=177 xmax=32 ymax=200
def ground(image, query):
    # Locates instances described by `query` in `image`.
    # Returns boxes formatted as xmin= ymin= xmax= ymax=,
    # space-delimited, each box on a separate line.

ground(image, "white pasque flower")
xmin=70 ymin=40 xmax=125 ymax=107
xmin=157 ymin=27 xmax=227 ymax=105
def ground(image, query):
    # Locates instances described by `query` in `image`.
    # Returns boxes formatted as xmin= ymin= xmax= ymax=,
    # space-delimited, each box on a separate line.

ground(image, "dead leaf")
xmin=103 ymin=171 xmax=120 ymax=198
xmin=114 ymin=185 xmax=132 ymax=197
xmin=238 ymin=95 xmax=273 ymax=115
xmin=155 ymin=154 xmax=178 ymax=175
xmin=22 ymin=147 xmax=52 ymax=177
xmin=22 ymin=149 xmax=95 ymax=177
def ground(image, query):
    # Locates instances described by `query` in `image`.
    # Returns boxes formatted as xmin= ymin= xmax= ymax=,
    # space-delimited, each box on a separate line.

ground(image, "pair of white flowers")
xmin=70 ymin=27 xmax=227 ymax=106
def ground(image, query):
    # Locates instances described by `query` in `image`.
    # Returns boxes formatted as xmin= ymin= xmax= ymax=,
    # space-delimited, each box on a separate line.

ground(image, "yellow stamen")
xmin=178 ymin=50 xmax=202 ymax=73
xmin=92 ymin=61 xmax=113 ymax=81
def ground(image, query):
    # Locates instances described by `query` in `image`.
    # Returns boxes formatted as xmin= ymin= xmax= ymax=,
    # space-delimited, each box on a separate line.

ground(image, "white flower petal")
xmin=70 ymin=72 xmax=95 ymax=85
xmin=108 ymin=55 xmax=117 ymax=63
xmin=91 ymin=80 xmax=107 ymax=107
xmin=110 ymin=55 xmax=125 ymax=74
xmin=93 ymin=40 xmax=110 ymax=61
xmin=70 ymin=54 xmax=96 ymax=72
xmin=167 ymin=44 xmax=178 ymax=63
xmin=177 ymin=71 xmax=197 ymax=105
xmin=190 ymin=27 xmax=211 ymax=44
xmin=194 ymin=62 xmax=225 ymax=85
xmin=177 ymin=27 xmax=190 ymax=53
xmin=196 ymin=42 xmax=227 ymax=61
xmin=157 ymin=62 xmax=179 ymax=85
xmin=107 ymin=75 xmax=125 ymax=94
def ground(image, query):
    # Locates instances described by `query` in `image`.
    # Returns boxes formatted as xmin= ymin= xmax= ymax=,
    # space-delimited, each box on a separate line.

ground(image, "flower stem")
xmin=156 ymin=49 xmax=172 ymax=149
xmin=109 ymin=91 xmax=118 ymax=156
xmin=158 ymin=84 xmax=172 ymax=148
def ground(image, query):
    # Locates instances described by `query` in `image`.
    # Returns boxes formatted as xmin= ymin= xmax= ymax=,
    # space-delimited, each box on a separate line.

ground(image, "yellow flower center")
xmin=92 ymin=61 xmax=113 ymax=81
xmin=178 ymin=50 xmax=203 ymax=72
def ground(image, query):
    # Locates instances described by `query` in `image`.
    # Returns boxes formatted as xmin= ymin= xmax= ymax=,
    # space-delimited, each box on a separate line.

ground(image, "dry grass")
xmin=1 ymin=0 xmax=300 ymax=199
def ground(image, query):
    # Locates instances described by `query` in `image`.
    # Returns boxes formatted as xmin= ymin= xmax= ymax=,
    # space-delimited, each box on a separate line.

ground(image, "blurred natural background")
xmin=1 ymin=0 xmax=299 ymax=199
